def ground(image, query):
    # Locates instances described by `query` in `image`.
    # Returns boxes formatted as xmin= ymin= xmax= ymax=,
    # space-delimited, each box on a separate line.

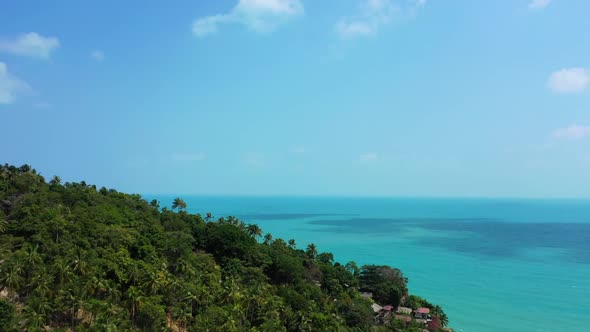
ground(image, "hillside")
xmin=0 ymin=164 xmax=449 ymax=331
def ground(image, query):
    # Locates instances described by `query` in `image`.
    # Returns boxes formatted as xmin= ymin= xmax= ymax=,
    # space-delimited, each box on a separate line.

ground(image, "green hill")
xmin=0 ymin=164 xmax=449 ymax=331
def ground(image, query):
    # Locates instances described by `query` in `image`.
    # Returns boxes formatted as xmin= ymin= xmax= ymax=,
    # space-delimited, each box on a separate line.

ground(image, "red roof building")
xmin=416 ymin=308 xmax=430 ymax=314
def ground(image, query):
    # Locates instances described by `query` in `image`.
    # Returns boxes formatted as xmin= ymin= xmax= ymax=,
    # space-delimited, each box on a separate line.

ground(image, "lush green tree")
xmin=345 ymin=261 xmax=360 ymax=279
xmin=263 ymin=233 xmax=273 ymax=245
xmin=0 ymin=218 xmax=7 ymax=233
xmin=50 ymin=175 xmax=61 ymax=186
xmin=0 ymin=299 xmax=16 ymax=329
xmin=246 ymin=224 xmax=263 ymax=240
xmin=149 ymin=199 xmax=160 ymax=209
xmin=0 ymin=263 xmax=24 ymax=298
xmin=126 ymin=286 xmax=144 ymax=328
xmin=172 ymin=197 xmax=187 ymax=211
xmin=306 ymin=243 xmax=318 ymax=260
xmin=136 ymin=298 xmax=166 ymax=331
xmin=359 ymin=265 xmax=408 ymax=307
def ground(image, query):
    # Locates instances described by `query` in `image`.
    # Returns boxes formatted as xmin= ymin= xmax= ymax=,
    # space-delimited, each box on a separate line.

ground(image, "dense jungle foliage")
xmin=0 ymin=164 xmax=448 ymax=331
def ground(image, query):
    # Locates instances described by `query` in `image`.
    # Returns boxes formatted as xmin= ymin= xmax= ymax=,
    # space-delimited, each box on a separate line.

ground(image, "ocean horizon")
xmin=149 ymin=195 xmax=590 ymax=332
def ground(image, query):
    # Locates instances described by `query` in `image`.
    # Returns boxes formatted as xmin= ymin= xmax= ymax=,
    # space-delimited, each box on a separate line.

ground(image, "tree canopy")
xmin=0 ymin=164 xmax=448 ymax=331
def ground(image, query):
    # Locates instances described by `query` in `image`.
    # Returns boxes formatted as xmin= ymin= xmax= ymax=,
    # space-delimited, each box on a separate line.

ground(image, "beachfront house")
xmin=397 ymin=306 xmax=412 ymax=315
xmin=382 ymin=305 xmax=394 ymax=312
xmin=371 ymin=303 xmax=383 ymax=313
xmin=414 ymin=307 xmax=431 ymax=320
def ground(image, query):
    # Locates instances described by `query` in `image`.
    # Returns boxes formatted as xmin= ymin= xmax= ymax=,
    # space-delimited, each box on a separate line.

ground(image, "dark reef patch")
xmin=308 ymin=217 xmax=590 ymax=263
xmin=239 ymin=213 xmax=357 ymax=220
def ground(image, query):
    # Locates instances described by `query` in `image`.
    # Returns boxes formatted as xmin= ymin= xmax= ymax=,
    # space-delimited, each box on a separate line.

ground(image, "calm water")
xmin=151 ymin=196 xmax=590 ymax=332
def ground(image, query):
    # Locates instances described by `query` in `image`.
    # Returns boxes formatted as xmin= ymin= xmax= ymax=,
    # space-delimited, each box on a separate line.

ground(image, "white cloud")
xmin=0 ymin=32 xmax=59 ymax=59
xmin=553 ymin=125 xmax=590 ymax=140
xmin=290 ymin=145 xmax=306 ymax=154
xmin=192 ymin=0 xmax=304 ymax=37
xmin=172 ymin=153 xmax=207 ymax=162
xmin=91 ymin=50 xmax=105 ymax=62
xmin=547 ymin=68 xmax=590 ymax=94
xmin=193 ymin=15 xmax=230 ymax=37
xmin=529 ymin=0 xmax=551 ymax=9
xmin=0 ymin=62 xmax=30 ymax=105
xmin=359 ymin=152 xmax=378 ymax=162
xmin=335 ymin=0 xmax=425 ymax=38
xmin=243 ymin=152 xmax=266 ymax=167
xmin=336 ymin=21 xmax=375 ymax=38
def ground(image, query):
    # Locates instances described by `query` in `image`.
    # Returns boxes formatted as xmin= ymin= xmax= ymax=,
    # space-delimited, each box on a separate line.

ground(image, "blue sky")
xmin=1 ymin=0 xmax=589 ymax=197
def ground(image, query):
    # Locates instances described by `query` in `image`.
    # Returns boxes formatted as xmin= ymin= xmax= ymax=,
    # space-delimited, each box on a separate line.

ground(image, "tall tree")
xmin=246 ymin=224 xmax=262 ymax=239
xmin=345 ymin=261 xmax=360 ymax=279
xmin=263 ymin=233 xmax=273 ymax=245
xmin=306 ymin=243 xmax=318 ymax=260
xmin=149 ymin=199 xmax=160 ymax=209
xmin=126 ymin=286 xmax=145 ymax=328
xmin=0 ymin=263 xmax=24 ymax=298
xmin=172 ymin=197 xmax=187 ymax=212
xmin=49 ymin=175 xmax=61 ymax=186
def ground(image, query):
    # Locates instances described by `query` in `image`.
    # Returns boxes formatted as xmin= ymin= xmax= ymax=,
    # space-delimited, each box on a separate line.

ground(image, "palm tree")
xmin=273 ymin=239 xmax=287 ymax=247
xmin=183 ymin=290 xmax=200 ymax=328
xmin=263 ymin=233 xmax=273 ymax=245
xmin=205 ymin=212 xmax=213 ymax=222
xmin=306 ymin=243 xmax=318 ymax=259
xmin=126 ymin=286 xmax=145 ymax=328
xmin=238 ymin=221 xmax=247 ymax=231
xmin=97 ymin=301 xmax=123 ymax=326
xmin=172 ymin=303 xmax=192 ymax=332
xmin=49 ymin=175 xmax=61 ymax=186
xmin=22 ymin=297 xmax=52 ymax=331
xmin=19 ymin=164 xmax=32 ymax=173
xmin=288 ymin=239 xmax=296 ymax=249
xmin=83 ymin=299 xmax=104 ymax=326
xmin=104 ymin=281 xmax=122 ymax=303
xmin=48 ymin=215 xmax=66 ymax=243
xmin=22 ymin=244 xmax=43 ymax=283
xmin=128 ymin=263 xmax=142 ymax=287
xmin=28 ymin=273 xmax=54 ymax=298
xmin=57 ymin=286 xmax=85 ymax=330
xmin=70 ymin=251 xmax=90 ymax=276
xmin=172 ymin=197 xmax=187 ymax=212
xmin=52 ymin=257 xmax=72 ymax=288
xmin=149 ymin=199 xmax=160 ymax=209
xmin=141 ymin=266 xmax=167 ymax=295
xmin=345 ymin=261 xmax=359 ymax=278
xmin=0 ymin=218 xmax=7 ymax=233
xmin=246 ymin=224 xmax=262 ymax=239
xmin=0 ymin=263 xmax=24 ymax=298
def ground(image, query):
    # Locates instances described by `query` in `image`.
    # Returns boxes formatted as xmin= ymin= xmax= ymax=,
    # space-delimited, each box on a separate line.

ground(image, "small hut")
xmin=414 ymin=307 xmax=431 ymax=319
xmin=371 ymin=303 xmax=383 ymax=313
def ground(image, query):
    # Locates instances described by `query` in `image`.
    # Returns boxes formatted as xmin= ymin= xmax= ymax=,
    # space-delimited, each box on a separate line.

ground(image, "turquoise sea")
xmin=152 ymin=196 xmax=590 ymax=332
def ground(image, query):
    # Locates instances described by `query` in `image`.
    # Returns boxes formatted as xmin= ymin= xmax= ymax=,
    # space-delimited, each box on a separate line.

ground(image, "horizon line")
xmin=139 ymin=193 xmax=590 ymax=201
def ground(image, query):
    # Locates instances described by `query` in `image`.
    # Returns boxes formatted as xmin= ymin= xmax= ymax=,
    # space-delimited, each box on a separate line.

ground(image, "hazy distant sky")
xmin=1 ymin=0 xmax=589 ymax=197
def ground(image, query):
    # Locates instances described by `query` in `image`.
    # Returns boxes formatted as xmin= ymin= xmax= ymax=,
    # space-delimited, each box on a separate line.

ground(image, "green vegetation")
xmin=0 ymin=164 xmax=449 ymax=331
